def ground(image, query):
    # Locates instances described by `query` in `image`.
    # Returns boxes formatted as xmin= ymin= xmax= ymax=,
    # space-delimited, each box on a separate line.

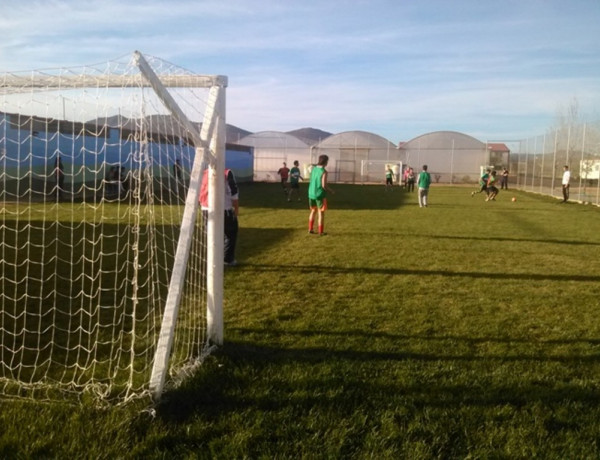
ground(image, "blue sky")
xmin=2 ymin=0 xmax=599 ymax=144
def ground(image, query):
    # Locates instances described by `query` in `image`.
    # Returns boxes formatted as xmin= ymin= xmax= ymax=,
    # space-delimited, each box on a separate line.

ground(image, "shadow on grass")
xmin=228 ymin=327 xmax=600 ymax=346
xmin=235 ymin=262 xmax=600 ymax=283
xmin=241 ymin=182 xmax=411 ymax=210
xmin=237 ymin=228 xmax=297 ymax=260
xmin=155 ymin=337 xmax=600 ymax=426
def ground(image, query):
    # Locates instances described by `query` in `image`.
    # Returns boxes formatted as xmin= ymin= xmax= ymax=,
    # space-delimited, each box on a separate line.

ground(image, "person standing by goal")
xmin=308 ymin=155 xmax=334 ymax=235
xmin=385 ymin=165 xmax=395 ymax=191
xmin=200 ymin=168 xmax=240 ymax=266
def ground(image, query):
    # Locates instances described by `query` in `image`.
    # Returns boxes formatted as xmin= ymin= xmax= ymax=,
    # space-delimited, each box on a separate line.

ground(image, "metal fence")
xmin=511 ymin=121 xmax=600 ymax=206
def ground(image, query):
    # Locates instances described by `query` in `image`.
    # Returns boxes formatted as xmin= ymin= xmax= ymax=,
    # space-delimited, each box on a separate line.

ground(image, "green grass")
xmin=1 ymin=183 xmax=600 ymax=459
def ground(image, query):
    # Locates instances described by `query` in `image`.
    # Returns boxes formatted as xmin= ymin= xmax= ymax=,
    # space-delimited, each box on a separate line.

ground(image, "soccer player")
xmin=472 ymin=168 xmax=490 ymax=197
xmin=385 ymin=166 xmax=395 ymax=191
xmin=417 ymin=164 xmax=431 ymax=208
xmin=308 ymin=155 xmax=334 ymax=235
xmin=277 ymin=162 xmax=290 ymax=193
xmin=406 ymin=167 xmax=415 ymax=192
xmin=288 ymin=160 xmax=303 ymax=202
xmin=485 ymin=170 xmax=499 ymax=201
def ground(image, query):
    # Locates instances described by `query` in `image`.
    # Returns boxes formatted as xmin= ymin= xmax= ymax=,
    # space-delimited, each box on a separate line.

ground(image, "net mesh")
xmin=0 ymin=52 xmax=217 ymax=403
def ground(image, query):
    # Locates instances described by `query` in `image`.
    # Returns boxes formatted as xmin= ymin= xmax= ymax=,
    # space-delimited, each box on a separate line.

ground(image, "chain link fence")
xmin=511 ymin=121 xmax=600 ymax=206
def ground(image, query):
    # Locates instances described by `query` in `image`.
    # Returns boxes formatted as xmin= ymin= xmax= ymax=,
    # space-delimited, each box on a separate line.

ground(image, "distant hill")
xmin=86 ymin=116 xmax=331 ymax=146
xmin=286 ymin=127 xmax=333 ymax=145
xmin=226 ymin=124 xmax=252 ymax=144
xmin=88 ymin=115 xmax=251 ymax=144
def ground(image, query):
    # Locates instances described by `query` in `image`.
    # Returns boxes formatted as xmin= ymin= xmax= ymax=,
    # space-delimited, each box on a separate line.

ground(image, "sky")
xmin=1 ymin=0 xmax=599 ymax=144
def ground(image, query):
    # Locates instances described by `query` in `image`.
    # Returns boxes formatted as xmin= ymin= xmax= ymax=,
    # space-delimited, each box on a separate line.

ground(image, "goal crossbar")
xmin=0 ymin=74 xmax=227 ymax=94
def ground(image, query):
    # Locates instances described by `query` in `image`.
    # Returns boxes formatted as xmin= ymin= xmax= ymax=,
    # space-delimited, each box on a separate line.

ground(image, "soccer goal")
xmin=0 ymin=51 xmax=227 ymax=403
xmin=360 ymin=160 xmax=402 ymax=184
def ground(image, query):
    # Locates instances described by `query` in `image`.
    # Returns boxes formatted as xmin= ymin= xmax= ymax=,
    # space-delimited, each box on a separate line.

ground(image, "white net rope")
xmin=0 ymin=53 xmax=217 ymax=403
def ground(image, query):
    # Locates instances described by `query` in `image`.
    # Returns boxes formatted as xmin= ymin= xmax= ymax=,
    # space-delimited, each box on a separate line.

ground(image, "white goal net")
xmin=0 ymin=51 xmax=227 ymax=403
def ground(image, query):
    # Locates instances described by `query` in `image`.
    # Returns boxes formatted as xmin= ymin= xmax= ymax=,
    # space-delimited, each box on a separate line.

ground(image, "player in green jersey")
xmin=288 ymin=160 xmax=304 ymax=202
xmin=308 ymin=155 xmax=334 ymax=235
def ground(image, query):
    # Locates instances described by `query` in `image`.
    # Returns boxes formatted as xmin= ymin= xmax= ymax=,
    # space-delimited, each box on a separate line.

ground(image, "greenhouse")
xmin=398 ymin=131 xmax=503 ymax=184
xmin=310 ymin=130 xmax=400 ymax=183
xmin=235 ymin=131 xmax=311 ymax=181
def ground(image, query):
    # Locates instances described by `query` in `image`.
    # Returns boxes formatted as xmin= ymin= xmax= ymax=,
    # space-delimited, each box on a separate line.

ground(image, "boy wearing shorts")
xmin=308 ymin=155 xmax=334 ymax=235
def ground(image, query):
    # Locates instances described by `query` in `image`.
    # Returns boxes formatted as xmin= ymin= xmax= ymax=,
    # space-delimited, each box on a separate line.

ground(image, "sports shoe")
xmin=308 ymin=230 xmax=315 ymax=234
xmin=224 ymin=260 xmax=238 ymax=266
xmin=319 ymin=232 xmax=327 ymax=236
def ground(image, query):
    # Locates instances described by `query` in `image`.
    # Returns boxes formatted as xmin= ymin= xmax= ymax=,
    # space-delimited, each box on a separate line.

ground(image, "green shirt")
xmin=417 ymin=171 xmax=431 ymax=189
xmin=308 ymin=166 xmax=326 ymax=200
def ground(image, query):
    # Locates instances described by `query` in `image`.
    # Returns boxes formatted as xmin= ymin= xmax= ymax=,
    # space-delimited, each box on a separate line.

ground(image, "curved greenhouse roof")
xmin=399 ymin=131 xmax=489 ymax=182
xmin=401 ymin=131 xmax=485 ymax=150
xmin=236 ymin=131 xmax=309 ymax=149
xmin=315 ymin=130 xmax=395 ymax=149
xmin=234 ymin=131 xmax=311 ymax=182
xmin=311 ymin=130 xmax=401 ymax=183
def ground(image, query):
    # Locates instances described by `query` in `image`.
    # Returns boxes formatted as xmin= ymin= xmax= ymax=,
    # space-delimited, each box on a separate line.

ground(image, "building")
xmin=398 ymin=131 xmax=510 ymax=183
xmin=235 ymin=131 xmax=312 ymax=182
xmin=0 ymin=111 xmax=253 ymax=202
xmin=310 ymin=130 xmax=400 ymax=183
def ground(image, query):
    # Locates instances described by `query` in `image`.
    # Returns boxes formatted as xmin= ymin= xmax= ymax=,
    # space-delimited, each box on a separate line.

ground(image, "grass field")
xmin=1 ymin=182 xmax=599 ymax=459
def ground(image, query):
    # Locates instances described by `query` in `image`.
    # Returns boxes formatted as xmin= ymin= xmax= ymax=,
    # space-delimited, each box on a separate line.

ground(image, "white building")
xmin=235 ymin=131 xmax=311 ymax=182
xmin=398 ymin=131 xmax=507 ymax=183
xmin=310 ymin=130 xmax=400 ymax=183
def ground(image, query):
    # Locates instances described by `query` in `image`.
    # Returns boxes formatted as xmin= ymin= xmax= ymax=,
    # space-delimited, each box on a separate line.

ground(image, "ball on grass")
xmin=511 ymin=197 xmax=517 ymax=202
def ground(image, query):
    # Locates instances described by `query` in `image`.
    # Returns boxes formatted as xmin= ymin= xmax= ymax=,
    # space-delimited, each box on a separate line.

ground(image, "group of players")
xmin=471 ymin=168 xmax=509 ymax=201
xmin=277 ymin=161 xmax=304 ymax=202
xmin=277 ymin=157 xmax=334 ymax=236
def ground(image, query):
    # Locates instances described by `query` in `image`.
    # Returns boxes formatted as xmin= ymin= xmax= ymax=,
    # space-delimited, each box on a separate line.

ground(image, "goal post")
xmin=360 ymin=160 xmax=403 ymax=184
xmin=0 ymin=51 xmax=227 ymax=403
xmin=139 ymin=52 xmax=226 ymax=400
